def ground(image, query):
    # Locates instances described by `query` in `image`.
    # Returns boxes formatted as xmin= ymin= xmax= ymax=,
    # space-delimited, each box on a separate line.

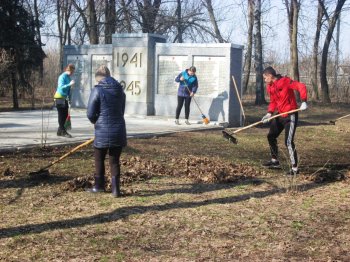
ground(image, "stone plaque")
xmin=91 ymin=55 xmax=112 ymax=86
xmin=67 ymin=55 xmax=89 ymax=107
xmin=193 ymin=56 xmax=226 ymax=96
xmin=157 ymin=55 xmax=188 ymax=95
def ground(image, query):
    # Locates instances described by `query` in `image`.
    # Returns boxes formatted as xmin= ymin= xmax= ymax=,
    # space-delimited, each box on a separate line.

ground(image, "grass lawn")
xmin=1 ymin=103 xmax=350 ymax=261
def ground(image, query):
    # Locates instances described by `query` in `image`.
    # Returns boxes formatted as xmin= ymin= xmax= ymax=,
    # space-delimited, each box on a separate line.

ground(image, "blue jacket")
xmin=55 ymin=72 xmax=72 ymax=98
xmin=87 ymin=77 xmax=127 ymax=148
xmin=175 ymin=70 xmax=198 ymax=97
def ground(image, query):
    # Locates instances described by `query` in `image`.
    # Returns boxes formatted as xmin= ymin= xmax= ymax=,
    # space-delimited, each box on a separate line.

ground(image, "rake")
xmin=184 ymin=83 xmax=210 ymax=125
xmin=29 ymin=138 xmax=94 ymax=177
xmin=222 ymin=108 xmax=303 ymax=144
xmin=329 ymin=113 xmax=350 ymax=125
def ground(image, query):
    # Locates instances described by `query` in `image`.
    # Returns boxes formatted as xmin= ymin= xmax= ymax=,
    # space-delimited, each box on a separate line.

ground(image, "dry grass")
xmin=1 ymin=103 xmax=350 ymax=261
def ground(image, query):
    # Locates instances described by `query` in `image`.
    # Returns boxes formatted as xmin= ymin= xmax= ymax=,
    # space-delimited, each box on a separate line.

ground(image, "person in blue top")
xmin=86 ymin=65 xmax=127 ymax=197
xmin=54 ymin=63 xmax=75 ymax=138
xmin=174 ymin=66 xmax=198 ymax=125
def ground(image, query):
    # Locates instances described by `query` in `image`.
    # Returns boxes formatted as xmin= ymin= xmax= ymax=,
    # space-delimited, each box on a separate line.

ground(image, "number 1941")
xmin=116 ymin=52 xmax=142 ymax=67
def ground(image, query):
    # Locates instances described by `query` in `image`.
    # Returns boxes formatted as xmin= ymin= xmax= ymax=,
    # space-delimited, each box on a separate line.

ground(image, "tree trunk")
xmin=311 ymin=2 xmax=323 ymax=101
xmin=33 ymin=0 xmax=44 ymax=84
xmin=87 ymin=0 xmax=98 ymax=44
xmin=242 ymin=0 xmax=254 ymax=94
xmin=254 ymin=0 xmax=266 ymax=105
xmin=290 ymin=0 xmax=300 ymax=81
xmin=175 ymin=0 xmax=183 ymax=42
xmin=137 ymin=0 xmax=162 ymax=33
xmin=11 ymin=72 xmax=19 ymax=109
xmin=319 ymin=0 xmax=346 ymax=104
xmin=203 ymin=0 xmax=225 ymax=43
xmin=105 ymin=0 xmax=116 ymax=44
xmin=120 ymin=0 xmax=133 ymax=33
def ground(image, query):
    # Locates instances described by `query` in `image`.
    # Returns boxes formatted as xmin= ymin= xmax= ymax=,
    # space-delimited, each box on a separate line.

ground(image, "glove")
xmin=300 ymin=102 xmax=308 ymax=111
xmin=261 ymin=113 xmax=272 ymax=124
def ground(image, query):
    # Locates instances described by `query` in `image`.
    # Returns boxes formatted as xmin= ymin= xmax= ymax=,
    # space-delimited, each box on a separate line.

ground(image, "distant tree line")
xmin=0 ymin=0 xmax=349 ymax=109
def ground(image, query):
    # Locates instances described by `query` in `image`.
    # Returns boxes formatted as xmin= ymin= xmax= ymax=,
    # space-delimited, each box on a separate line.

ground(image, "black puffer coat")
xmin=87 ymin=77 xmax=127 ymax=148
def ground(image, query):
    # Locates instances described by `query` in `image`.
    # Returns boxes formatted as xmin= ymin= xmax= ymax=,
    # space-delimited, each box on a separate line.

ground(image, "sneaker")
xmin=286 ymin=168 xmax=299 ymax=176
xmin=175 ymin=119 xmax=180 ymax=125
xmin=262 ymin=159 xmax=280 ymax=169
xmin=185 ymin=120 xmax=191 ymax=125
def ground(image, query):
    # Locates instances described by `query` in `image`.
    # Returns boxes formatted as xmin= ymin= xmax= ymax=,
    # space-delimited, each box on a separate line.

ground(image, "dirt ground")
xmin=1 ymin=103 xmax=350 ymax=261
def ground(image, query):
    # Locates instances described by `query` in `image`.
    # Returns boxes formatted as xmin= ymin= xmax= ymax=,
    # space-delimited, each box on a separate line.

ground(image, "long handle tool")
xmin=232 ymin=75 xmax=246 ymax=125
xmin=222 ymin=108 xmax=303 ymax=144
xmin=184 ymin=83 xmax=210 ymax=124
xmin=329 ymin=113 xmax=350 ymax=125
xmin=29 ymin=138 xmax=94 ymax=176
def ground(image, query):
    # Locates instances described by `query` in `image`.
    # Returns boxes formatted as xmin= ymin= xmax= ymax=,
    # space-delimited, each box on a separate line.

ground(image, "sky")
xmin=217 ymin=0 xmax=350 ymax=62
xmin=42 ymin=0 xmax=350 ymax=62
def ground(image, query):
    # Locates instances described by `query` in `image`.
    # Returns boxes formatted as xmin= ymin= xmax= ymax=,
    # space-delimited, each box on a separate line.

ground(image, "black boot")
xmin=86 ymin=176 xmax=105 ymax=193
xmin=111 ymin=176 xmax=121 ymax=197
xmin=57 ymin=127 xmax=64 ymax=136
xmin=62 ymin=129 xmax=72 ymax=138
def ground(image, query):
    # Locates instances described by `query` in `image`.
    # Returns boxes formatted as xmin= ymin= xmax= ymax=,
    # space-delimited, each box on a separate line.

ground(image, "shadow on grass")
xmin=138 ymin=178 xmax=264 ymax=197
xmin=0 ymin=180 xmax=332 ymax=239
xmin=0 ymin=174 xmax=71 ymax=190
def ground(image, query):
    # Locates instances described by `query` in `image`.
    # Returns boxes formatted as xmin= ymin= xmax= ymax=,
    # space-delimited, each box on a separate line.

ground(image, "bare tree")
xmin=243 ymin=0 xmax=254 ymax=94
xmin=104 ymin=0 xmax=116 ymax=44
xmin=136 ymin=0 xmax=162 ymax=33
xmin=72 ymin=0 xmax=99 ymax=44
xmin=119 ymin=0 xmax=133 ymax=33
xmin=318 ymin=0 xmax=346 ymax=103
xmin=175 ymin=0 xmax=184 ymax=42
xmin=254 ymin=0 xmax=266 ymax=105
xmin=202 ymin=0 xmax=225 ymax=43
xmin=57 ymin=0 xmax=73 ymax=70
xmin=284 ymin=0 xmax=301 ymax=81
xmin=311 ymin=1 xmax=324 ymax=101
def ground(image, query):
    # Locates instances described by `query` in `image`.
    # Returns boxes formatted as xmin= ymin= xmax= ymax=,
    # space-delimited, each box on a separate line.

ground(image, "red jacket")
xmin=267 ymin=76 xmax=307 ymax=117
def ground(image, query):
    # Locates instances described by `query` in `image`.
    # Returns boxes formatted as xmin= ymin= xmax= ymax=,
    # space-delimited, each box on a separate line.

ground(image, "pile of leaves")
xmin=302 ymin=169 xmax=350 ymax=183
xmin=63 ymin=155 xmax=266 ymax=191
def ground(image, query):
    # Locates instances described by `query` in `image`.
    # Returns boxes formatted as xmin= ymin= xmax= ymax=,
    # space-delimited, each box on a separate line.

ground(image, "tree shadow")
xmin=0 ymin=179 xmax=333 ymax=239
xmin=138 ymin=178 xmax=264 ymax=197
xmin=0 ymin=174 xmax=71 ymax=190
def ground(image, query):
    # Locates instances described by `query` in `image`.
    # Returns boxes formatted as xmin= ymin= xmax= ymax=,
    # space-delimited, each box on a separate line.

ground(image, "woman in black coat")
xmin=86 ymin=65 xmax=127 ymax=197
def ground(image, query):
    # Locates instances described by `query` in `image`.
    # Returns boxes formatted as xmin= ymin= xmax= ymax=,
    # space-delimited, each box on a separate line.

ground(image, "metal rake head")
xmin=222 ymin=130 xmax=238 ymax=144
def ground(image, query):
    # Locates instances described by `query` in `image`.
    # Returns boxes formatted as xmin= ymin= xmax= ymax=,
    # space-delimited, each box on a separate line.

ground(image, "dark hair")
xmin=263 ymin=66 xmax=277 ymax=76
xmin=263 ymin=66 xmax=282 ymax=79
xmin=189 ymin=66 xmax=196 ymax=73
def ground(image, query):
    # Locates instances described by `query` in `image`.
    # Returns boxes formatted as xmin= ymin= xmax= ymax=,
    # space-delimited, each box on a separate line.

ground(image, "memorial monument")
xmin=64 ymin=33 xmax=243 ymax=127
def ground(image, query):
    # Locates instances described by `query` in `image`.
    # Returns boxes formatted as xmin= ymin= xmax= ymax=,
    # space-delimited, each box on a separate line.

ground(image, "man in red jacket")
xmin=261 ymin=66 xmax=308 ymax=175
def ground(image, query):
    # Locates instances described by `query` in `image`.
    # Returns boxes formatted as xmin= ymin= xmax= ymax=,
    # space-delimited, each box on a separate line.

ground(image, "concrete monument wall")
xmin=154 ymin=43 xmax=243 ymax=126
xmin=63 ymin=33 xmax=243 ymax=127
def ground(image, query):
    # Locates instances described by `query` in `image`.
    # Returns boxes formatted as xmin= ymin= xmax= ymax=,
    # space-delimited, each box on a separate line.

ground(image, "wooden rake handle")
xmin=334 ymin=113 xmax=350 ymax=122
xmin=40 ymin=138 xmax=94 ymax=171
xmin=231 ymin=75 xmax=245 ymax=121
xmin=230 ymin=108 xmax=303 ymax=135
xmin=183 ymin=82 xmax=205 ymax=115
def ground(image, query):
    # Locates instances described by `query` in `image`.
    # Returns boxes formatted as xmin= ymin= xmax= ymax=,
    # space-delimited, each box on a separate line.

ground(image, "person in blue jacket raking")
xmin=174 ymin=66 xmax=199 ymax=125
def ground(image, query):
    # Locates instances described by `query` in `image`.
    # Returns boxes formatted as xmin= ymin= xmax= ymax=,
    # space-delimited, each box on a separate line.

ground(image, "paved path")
xmin=0 ymin=109 xmax=222 ymax=152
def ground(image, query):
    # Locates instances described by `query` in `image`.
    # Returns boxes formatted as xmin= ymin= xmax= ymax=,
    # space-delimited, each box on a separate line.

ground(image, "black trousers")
xmin=267 ymin=113 xmax=299 ymax=167
xmin=56 ymin=100 xmax=69 ymax=130
xmin=94 ymin=147 xmax=123 ymax=179
xmin=176 ymin=96 xmax=192 ymax=119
